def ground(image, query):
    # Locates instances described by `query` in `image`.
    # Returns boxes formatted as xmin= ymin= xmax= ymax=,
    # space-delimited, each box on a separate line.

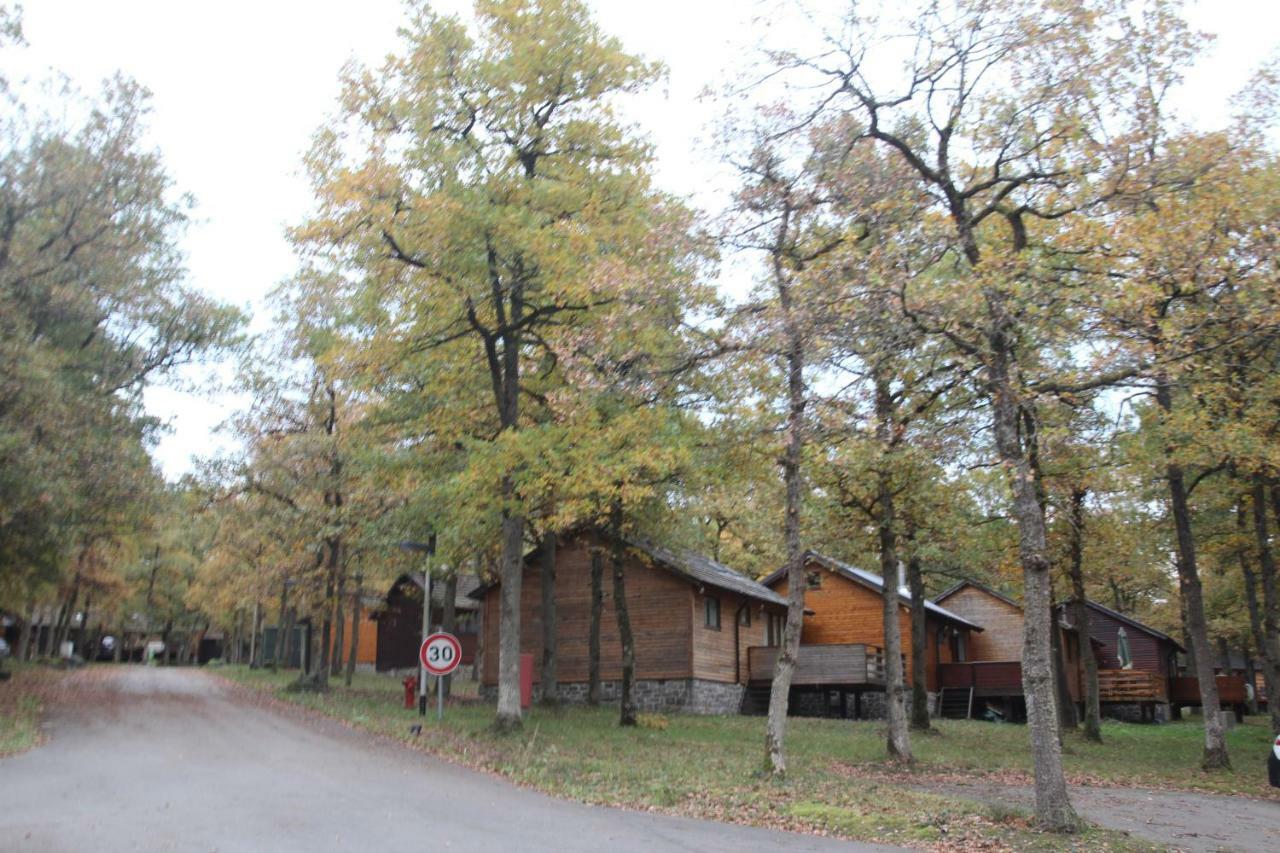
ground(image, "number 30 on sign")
xmin=419 ymin=632 xmax=462 ymax=677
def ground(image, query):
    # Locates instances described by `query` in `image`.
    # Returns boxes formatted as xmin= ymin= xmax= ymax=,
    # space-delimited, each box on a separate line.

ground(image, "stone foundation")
xmin=1104 ymin=701 xmax=1170 ymax=723
xmin=786 ymin=688 xmax=935 ymax=720
xmin=479 ymin=678 xmax=745 ymax=715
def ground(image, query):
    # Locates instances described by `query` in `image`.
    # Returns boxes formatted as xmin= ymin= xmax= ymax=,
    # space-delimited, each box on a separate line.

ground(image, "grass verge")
xmin=0 ymin=663 xmax=56 ymax=757
xmin=217 ymin=666 xmax=1166 ymax=851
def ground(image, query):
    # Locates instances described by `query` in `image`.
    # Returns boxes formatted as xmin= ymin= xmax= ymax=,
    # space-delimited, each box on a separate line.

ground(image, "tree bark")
xmin=874 ymin=372 xmax=912 ymax=762
xmin=1251 ymin=478 xmax=1280 ymax=733
xmin=494 ymin=507 xmax=525 ymax=730
xmin=1067 ymin=488 xmax=1102 ymax=742
xmin=345 ymin=575 xmax=362 ymax=687
xmin=988 ymin=340 xmax=1079 ymax=830
xmin=1156 ymin=376 xmax=1228 ymax=767
xmin=588 ymin=548 xmax=603 ymax=705
xmin=15 ymin=598 xmax=34 ymax=663
xmin=1242 ymin=637 xmax=1259 ymax=716
xmin=331 ymin=574 xmax=346 ymax=677
xmin=610 ymin=509 xmax=637 ymax=727
xmin=905 ymin=552 xmax=931 ymax=731
xmin=540 ymin=530 xmax=559 ymax=705
xmin=764 ymin=259 xmax=806 ymax=777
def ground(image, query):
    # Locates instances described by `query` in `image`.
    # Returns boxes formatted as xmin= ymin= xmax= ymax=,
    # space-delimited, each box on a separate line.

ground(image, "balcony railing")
xmin=937 ymin=661 xmax=1024 ymax=694
xmin=1097 ymin=669 xmax=1167 ymax=702
xmin=747 ymin=643 xmax=886 ymax=686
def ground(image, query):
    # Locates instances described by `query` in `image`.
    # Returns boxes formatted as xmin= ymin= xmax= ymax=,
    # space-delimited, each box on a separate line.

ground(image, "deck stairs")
xmin=740 ymin=685 xmax=772 ymax=715
xmin=939 ymin=686 xmax=973 ymax=719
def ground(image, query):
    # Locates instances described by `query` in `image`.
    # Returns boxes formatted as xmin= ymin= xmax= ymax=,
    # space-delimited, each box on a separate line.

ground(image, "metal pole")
xmin=419 ymin=550 xmax=431 ymax=717
xmin=437 ymin=669 xmax=444 ymax=720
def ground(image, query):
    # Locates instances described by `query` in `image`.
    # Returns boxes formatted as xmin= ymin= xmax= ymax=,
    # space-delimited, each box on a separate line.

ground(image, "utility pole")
xmin=399 ymin=534 xmax=437 ymax=717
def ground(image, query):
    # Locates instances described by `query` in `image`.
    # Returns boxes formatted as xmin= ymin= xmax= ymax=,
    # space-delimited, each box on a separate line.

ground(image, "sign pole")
xmin=437 ymin=670 xmax=444 ymax=720
xmin=419 ymin=631 xmax=462 ymax=723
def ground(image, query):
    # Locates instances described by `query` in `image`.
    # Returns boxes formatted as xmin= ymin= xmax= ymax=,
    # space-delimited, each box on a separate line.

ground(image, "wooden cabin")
xmin=1053 ymin=599 xmax=1183 ymax=712
xmin=471 ymin=531 xmax=788 ymax=714
xmin=375 ymin=574 xmax=481 ymax=673
xmin=934 ymin=580 xmax=1095 ymax=720
xmin=760 ymin=553 xmax=982 ymax=718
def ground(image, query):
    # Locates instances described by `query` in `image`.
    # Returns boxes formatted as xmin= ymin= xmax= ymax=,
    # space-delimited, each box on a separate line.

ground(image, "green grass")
xmin=0 ymin=663 xmax=48 ymax=756
xmin=218 ymin=666 xmax=1178 ymax=850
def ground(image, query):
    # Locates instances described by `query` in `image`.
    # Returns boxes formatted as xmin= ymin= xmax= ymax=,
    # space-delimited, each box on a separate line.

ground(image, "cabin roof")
xmin=934 ymin=578 xmax=1021 ymax=611
xmin=1061 ymin=599 xmax=1186 ymax=653
xmin=761 ymin=552 xmax=983 ymax=632
xmin=468 ymin=534 xmax=788 ymax=608
xmin=396 ymin=573 xmax=483 ymax=612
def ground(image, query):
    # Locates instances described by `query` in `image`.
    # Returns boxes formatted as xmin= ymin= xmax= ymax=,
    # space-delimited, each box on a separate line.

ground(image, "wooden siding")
xmin=329 ymin=611 xmax=378 ymax=666
xmin=377 ymin=580 xmax=480 ymax=671
xmin=690 ymin=591 xmax=772 ymax=684
xmin=771 ymin=558 xmax=969 ymax=692
xmin=937 ymin=661 xmax=1023 ymax=695
xmin=937 ymin=585 xmax=1023 ymax=661
xmin=480 ymin=534 xmax=699 ymax=687
xmin=1087 ymin=603 xmax=1174 ymax=676
xmin=747 ymin=643 xmax=885 ymax=686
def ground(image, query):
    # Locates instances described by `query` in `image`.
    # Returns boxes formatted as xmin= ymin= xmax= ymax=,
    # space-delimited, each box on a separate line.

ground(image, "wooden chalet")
xmin=759 ymin=553 xmax=982 ymax=718
xmin=934 ymin=580 xmax=1095 ymax=720
xmin=375 ymin=574 xmax=481 ymax=673
xmin=470 ymin=530 xmax=788 ymax=714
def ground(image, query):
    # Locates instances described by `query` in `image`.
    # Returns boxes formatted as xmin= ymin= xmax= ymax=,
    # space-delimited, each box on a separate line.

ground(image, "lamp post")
xmin=399 ymin=534 xmax=436 ymax=716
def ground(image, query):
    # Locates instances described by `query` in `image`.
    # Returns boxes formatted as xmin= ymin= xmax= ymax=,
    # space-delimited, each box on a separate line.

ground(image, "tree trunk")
xmin=40 ymin=602 xmax=56 ymax=657
xmin=764 ymin=268 xmax=807 ymax=777
xmin=162 ymin=620 xmax=173 ymax=665
xmin=1050 ymin=601 xmax=1077 ymax=733
xmin=15 ymin=598 xmax=34 ymax=663
xmin=874 ymin=373 xmax=911 ymax=762
xmin=905 ymin=552 xmax=931 ymax=731
xmin=494 ymin=508 xmax=525 ymax=730
xmin=1242 ymin=637 xmax=1259 ymax=716
xmin=280 ymin=606 xmax=296 ymax=669
xmin=588 ymin=548 xmax=603 ymax=705
xmin=1237 ymin=498 xmax=1270 ymax=714
xmin=442 ymin=573 xmax=457 ymax=699
xmin=1067 ymin=488 xmax=1102 ymax=742
xmin=1156 ymin=377 xmax=1228 ymax=768
xmin=540 ymin=531 xmax=559 ymax=706
xmin=988 ymin=341 xmax=1078 ymax=831
xmin=1251 ymin=477 xmax=1280 ymax=734
xmin=331 ymin=574 xmax=346 ymax=677
xmin=345 ymin=575 xmax=362 ymax=687
xmin=610 ymin=509 xmax=637 ymax=727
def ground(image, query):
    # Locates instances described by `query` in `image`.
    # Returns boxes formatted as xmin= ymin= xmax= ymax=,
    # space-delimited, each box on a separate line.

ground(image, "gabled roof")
xmin=935 ymin=579 xmax=1021 ymax=611
xmin=1071 ymin=598 xmax=1186 ymax=653
xmin=625 ymin=536 xmax=788 ymax=607
xmin=397 ymin=573 xmax=483 ymax=612
xmin=468 ymin=533 xmax=788 ymax=608
xmin=761 ymin=552 xmax=982 ymax=632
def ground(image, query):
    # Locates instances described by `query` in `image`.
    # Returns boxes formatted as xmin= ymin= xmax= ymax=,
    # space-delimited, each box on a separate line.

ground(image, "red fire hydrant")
xmin=402 ymin=676 xmax=418 ymax=710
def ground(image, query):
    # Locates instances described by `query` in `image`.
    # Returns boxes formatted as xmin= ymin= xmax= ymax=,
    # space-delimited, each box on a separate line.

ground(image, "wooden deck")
xmin=1169 ymin=675 xmax=1248 ymax=706
xmin=1097 ymin=669 xmax=1167 ymax=702
xmin=747 ymin=643 xmax=886 ymax=686
xmin=937 ymin=661 xmax=1023 ymax=696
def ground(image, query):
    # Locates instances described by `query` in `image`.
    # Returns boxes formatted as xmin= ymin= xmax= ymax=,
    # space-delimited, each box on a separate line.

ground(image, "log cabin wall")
xmin=771 ymin=558 xmax=966 ymax=692
xmin=689 ymin=589 xmax=772 ymax=684
xmin=1085 ymin=602 xmax=1171 ymax=675
xmin=937 ymin=585 xmax=1024 ymax=661
xmin=480 ymin=533 xmax=696 ymax=687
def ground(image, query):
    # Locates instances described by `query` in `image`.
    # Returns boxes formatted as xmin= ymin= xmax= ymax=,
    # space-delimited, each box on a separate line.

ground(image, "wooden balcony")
xmin=1169 ymin=675 xmax=1248 ymax=706
xmin=747 ymin=643 xmax=886 ymax=687
xmin=937 ymin=661 xmax=1023 ymax=696
xmin=1097 ymin=669 xmax=1167 ymax=703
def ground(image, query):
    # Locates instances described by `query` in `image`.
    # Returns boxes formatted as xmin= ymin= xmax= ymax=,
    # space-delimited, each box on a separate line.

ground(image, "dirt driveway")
xmin=922 ymin=778 xmax=1280 ymax=852
xmin=0 ymin=666 xmax=892 ymax=853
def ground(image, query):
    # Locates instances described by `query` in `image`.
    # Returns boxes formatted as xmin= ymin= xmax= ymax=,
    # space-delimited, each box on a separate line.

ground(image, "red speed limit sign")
xmin=419 ymin=632 xmax=462 ymax=676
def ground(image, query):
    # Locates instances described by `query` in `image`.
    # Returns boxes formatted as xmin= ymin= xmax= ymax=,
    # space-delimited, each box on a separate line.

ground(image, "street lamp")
xmin=398 ymin=534 xmax=436 ymax=716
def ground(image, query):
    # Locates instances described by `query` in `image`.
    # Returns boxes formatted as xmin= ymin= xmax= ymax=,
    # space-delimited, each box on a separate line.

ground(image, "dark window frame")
xmin=704 ymin=595 xmax=721 ymax=630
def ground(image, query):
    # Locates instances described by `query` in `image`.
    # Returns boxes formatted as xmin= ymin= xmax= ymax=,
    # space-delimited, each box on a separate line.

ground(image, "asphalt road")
xmin=0 ymin=667 xmax=892 ymax=853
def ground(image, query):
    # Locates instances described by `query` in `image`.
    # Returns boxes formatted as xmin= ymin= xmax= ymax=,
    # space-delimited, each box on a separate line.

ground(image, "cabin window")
xmin=767 ymin=613 xmax=784 ymax=646
xmin=704 ymin=596 xmax=721 ymax=630
xmin=948 ymin=630 xmax=967 ymax=662
xmin=806 ymin=570 xmax=822 ymax=590
xmin=738 ymin=606 xmax=752 ymax=627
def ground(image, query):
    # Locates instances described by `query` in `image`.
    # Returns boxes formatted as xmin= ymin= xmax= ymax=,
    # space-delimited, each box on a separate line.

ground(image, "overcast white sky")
xmin=7 ymin=1 xmax=1277 ymax=479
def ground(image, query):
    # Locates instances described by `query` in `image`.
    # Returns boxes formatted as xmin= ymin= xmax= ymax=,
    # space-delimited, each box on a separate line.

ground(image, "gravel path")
xmin=923 ymin=779 xmax=1280 ymax=852
xmin=0 ymin=667 xmax=894 ymax=853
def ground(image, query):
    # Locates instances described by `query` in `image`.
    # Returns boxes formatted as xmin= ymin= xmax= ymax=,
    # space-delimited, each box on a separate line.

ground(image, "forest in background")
xmin=3 ymin=0 xmax=1280 ymax=831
